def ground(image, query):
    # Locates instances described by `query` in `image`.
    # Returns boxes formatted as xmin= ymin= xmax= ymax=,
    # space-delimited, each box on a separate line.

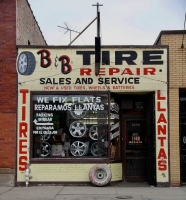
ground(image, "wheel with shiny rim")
xmin=70 ymin=141 xmax=88 ymax=156
xmin=91 ymin=142 xmax=106 ymax=156
xmin=17 ymin=51 xmax=36 ymax=75
xmin=40 ymin=142 xmax=51 ymax=157
xmin=89 ymin=164 xmax=112 ymax=186
xmin=70 ymin=103 xmax=87 ymax=119
xmin=89 ymin=125 xmax=98 ymax=140
xmin=69 ymin=121 xmax=86 ymax=137
xmin=40 ymin=134 xmax=50 ymax=141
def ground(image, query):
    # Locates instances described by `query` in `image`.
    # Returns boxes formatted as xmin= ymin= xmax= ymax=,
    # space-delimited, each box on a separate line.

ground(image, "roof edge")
xmin=154 ymin=30 xmax=186 ymax=45
xmin=16 ymin=45 xmax=169 ymax=49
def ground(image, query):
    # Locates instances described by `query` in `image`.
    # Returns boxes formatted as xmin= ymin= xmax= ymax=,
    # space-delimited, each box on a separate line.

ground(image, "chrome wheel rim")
xmin=89 ymin=125 xmax=98 ymax=140
xmin=70 ymin=141 xmax=88 ymax=156
xmin=69 ymin=121 xmax=86 ymax=137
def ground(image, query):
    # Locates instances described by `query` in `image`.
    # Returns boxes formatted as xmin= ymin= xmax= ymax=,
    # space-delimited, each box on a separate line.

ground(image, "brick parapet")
xmin=16 ymin=0 xmax=47 ymax=45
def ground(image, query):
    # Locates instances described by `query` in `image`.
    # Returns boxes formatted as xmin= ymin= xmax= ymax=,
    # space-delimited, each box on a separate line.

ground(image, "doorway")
xmin=179 ymin=93 xmax=186 ymax=185
xmin=116 ymin=93 xmax=156 ymax=185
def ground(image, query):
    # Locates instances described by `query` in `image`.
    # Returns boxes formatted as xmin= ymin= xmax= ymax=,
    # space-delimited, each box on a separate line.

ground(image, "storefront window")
xmin=32 ymin=93 xmax=109 ymax=158
xmin=126 ymin=121 xmax=146 ymax=147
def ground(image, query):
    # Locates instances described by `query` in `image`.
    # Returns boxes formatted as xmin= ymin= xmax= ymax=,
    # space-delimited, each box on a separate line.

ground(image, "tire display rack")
xmin=68 ymin=103 xmax=108 ymax=157
xmin=68 ymin=120 xmax=108 ymax=157
xmin=33 ymin=107 xmax=108 ymax=158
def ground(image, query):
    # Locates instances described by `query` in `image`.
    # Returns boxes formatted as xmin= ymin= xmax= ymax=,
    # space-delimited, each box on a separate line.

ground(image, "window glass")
xmin=110 ymin=97 xmax=120 ymax=159
xmin=126 ymin=121 xmax=147 ymax=148
xmin=32 ymin=93 xmax=109 ymax=158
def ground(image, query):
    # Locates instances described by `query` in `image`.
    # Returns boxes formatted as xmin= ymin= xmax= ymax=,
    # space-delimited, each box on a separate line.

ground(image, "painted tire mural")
xmin=40 ymin=142 xmax=51 ymax=157
xmin=70 ymin=141 xmax=88 ymax=156
xmin=69 ymin=121 xmax=86 ymax=137
xmin=17 ymin=51 xmax=36 ymax=75
xmin=89 ymin=164 xmax=112 ymax=186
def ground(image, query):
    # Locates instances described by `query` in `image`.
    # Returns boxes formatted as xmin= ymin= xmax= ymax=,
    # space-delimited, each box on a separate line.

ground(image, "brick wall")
xmin=0 ymin=0 xmax=46 ymax=186
xmin=0 ymin=0 xmax=17 ymax=170
xmin=160 ymin=32 xmax=186 ymax=186
xmin=16 ymin=0 xmax=47 ymax=45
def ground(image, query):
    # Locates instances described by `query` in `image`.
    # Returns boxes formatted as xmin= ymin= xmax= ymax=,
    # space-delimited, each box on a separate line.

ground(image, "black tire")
xmin=17 ymin=51 xmax=36 ymax=75
xmin=91 ymin=142 xmax=106 ymax=156
xmin=89 ymin=164 xmax=112 ymax=186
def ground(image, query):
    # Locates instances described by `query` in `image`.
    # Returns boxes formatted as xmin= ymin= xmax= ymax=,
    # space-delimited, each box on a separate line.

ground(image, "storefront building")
xmin=155 ymin=30 xmax=186 ymax=186
xmin=16 ymin=46 xmax=169 ymax=186
xmin=1 ymin=0 xmax=185 ymax=188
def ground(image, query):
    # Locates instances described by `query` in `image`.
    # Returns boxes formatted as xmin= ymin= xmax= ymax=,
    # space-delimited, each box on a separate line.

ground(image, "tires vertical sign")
xmin=17 ymin=51 xmax=36 ymax=180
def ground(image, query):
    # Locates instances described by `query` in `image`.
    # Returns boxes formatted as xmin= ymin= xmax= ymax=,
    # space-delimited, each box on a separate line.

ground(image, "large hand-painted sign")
xmin=17 ymin=47 xmax=167 ymax=92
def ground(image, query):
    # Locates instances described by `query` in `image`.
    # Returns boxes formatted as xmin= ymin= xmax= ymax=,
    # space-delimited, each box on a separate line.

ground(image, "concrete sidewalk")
xmin=0 ymin=185 xmax=186 ymax=200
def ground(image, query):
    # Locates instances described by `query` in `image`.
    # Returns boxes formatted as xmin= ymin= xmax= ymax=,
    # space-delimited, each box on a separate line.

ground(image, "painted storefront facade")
xmin=16 ymin=46 xmax=169 ymax=186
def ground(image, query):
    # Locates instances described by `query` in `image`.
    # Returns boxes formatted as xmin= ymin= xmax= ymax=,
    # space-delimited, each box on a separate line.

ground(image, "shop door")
xmin=121 ymin=93 xmax=156 ymax=184
xmin=124 ymin=120 xmax=147 ymax=182
xmin=180 ymin=94 xmax=186 ymax=185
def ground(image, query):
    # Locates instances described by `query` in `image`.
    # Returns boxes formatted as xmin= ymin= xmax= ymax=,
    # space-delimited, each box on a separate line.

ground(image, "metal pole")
xmin=92 ymin=2 xmax=103 ymax=37
xmin=97 ymin=11 xmax=100 ymax=37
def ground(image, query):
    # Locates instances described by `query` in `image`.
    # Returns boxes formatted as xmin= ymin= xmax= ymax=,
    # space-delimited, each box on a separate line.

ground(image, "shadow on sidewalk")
xmin=115 ymin=181 xmax=151 ymax=187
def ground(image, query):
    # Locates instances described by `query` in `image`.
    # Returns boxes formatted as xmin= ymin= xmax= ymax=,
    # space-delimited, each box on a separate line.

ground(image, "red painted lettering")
xmin=144 ymin=67 xmax=156 ymax=75
xmin=19 ymin=139 xmax=27 ymax=154
xmin=158 ymin=148 xmax=167 ymax=159
xmin=158 ymin=137 xmax=166 ymax=146
xmin=136 ymin=68 xmax=140 ymax=75
xmin=19 ymin=89 xmax=29 ymax=172
xmin=80 ymin=68 xmax=92 ymax=75
xmin=20 ymin=89 xmax=29 ymax=104
xmin=98 ymin=68 xmax=106 ymax=76
xmin=157 ymin=113 xmax=167 ymax=123
xmin=158 ymin=125 xmax=166 ymax=135
xmin=19 ymin=122 xmax=28 ymax=138
xmin=156 ymin=90 xmax=168 ymax=173
xmin=121 ymin=68 xmax=133 ymax=75
xmin=19 ymin=156 xmax=27 ymax=171
xmin=157 ymin=90 xmax=166 ymax=100
xmin=157 ymin=102 xmax=166 ymax=111
xmin=109 ymin=68 xmax=120 ymax=75
xmin=22 ymin=106 xmax=26 ymax=121
xmin=158 ymin=160 xmax=167 ymax=171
